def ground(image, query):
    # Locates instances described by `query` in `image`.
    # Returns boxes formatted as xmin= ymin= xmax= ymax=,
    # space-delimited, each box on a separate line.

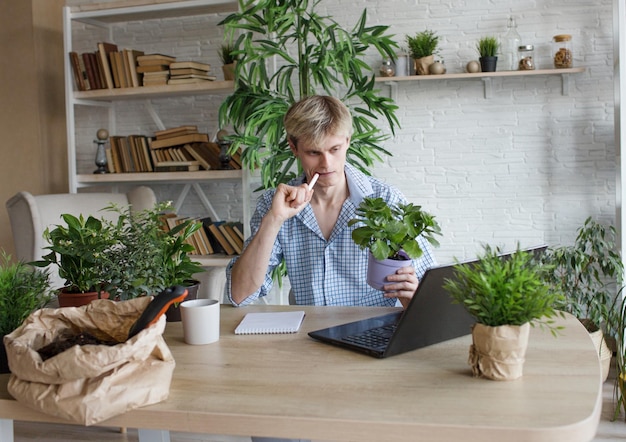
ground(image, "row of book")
xmin=69 ymin=42 xmax=216 ymax=91
xmin=160 ymin=215 xmax=244 ymax=256
xmin=105 ymin=126 xmax=242 ymax=173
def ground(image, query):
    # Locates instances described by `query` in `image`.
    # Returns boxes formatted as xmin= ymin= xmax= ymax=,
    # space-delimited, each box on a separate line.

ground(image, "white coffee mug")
xmin=180 ymin=299 xmax=220 ymax=345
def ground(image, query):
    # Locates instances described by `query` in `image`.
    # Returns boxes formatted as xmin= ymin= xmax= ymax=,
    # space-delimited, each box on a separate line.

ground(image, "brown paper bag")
xmin=3 ymin=297 xmax=175 ymax=425
xmin=468 ymin=322 xmax=530 ymax=381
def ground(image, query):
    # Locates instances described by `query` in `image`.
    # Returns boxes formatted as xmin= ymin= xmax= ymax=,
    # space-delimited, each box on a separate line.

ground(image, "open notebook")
xmin=235 ymin=311 xmax=306 ymax=335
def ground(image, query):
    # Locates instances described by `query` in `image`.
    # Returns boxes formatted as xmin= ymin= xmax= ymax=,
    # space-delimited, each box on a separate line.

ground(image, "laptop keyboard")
xmin=341 ymin=323 xmax=398 ymax=350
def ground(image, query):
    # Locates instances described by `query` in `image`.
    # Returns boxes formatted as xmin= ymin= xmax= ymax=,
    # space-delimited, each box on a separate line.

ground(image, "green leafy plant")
xmin=34 ymin=214 xmax=116 ymax=294
xmin=443 ymin=244 xmax=564 ymax=334
xmin=0 ymin=253 xmax=52 ymax=336
xmin=103 ymin=202 xmax=204 ymax=300
xmin=406 ymin=30 xmax=440 ymax=59
xmin=476 ymin=36 xmax=500 ymax=58
xmin=348 ymin=197 xmax=441 ymax=261
xmin=218 ymin=0 xmax=400 ymax=189
xmin=541 ymin=217 xmax=624 ymax=334
xmin=218 ymin=42 xmax=237 ymax=65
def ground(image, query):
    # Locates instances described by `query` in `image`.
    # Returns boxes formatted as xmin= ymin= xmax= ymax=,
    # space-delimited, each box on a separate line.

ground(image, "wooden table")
xmin=0 ymin=305 xmax=602 ymax=442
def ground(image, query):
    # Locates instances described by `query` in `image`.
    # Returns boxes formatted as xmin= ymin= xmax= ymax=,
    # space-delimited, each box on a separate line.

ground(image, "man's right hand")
xmin=270 ymin=182 xmax=314 ymax=223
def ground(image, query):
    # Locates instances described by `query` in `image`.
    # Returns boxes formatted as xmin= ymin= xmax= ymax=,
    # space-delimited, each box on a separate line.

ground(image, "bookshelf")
xmin=63 ymin=0 xmax=246 ymax=267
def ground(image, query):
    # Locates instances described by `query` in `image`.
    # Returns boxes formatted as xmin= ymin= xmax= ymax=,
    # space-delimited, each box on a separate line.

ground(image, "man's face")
xmin=290 ymin=134 xmax=349 ymax=189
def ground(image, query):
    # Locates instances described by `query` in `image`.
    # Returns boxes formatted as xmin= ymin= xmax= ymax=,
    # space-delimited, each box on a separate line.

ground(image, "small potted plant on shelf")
xmin=540 ymin=217 xmax=624 ymax=382
xmin=443 ymin=244 xmax=564 ymax=381
xmin=104 ymin=202 xmax=205 ymax=320
xmin=0 ymin=252 xmax=52 ymax=373
xmin=34 ymin=214 xmax=117 ymax=307
xmin=406 ymin=30 xmax=440 ymax=75
xmin=348 ymin=197 xmax=441 ymax=291
xmin=218 ymin=42 xmax=238 ymax=81
xmin=476 ymin=36 xmax=500 ymax=72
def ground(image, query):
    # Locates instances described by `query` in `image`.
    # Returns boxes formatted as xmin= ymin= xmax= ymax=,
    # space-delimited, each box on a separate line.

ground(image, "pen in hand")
xmin=308 ymin=173 xmax=319 ymax=191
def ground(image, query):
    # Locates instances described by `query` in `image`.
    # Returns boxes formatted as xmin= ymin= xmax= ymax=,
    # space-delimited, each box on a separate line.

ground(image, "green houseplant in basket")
xmin=443 ymin=244 xmax=563 ymax=381
xmin=405 ymin=30 xmax=440 ymax=75
xmin=348 ymin=196 xmax=441 ymax=291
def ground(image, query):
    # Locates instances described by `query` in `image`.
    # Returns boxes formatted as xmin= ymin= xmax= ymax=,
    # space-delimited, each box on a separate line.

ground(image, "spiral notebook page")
xmin=234 ymin=311 xmax=306 ymax=335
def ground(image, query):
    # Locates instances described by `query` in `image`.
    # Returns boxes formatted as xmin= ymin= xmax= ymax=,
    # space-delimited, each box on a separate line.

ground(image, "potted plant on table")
xmin=443 ymin=244 xmax=564 ymax=381
xmin=476 ymin=36 xmax=500 ymax=72
xmin=104 ymin=202 xmax=205 ymax=321
xmin=406 ymin=30 xmax=440 ymax=75
xmin=348 ymin=197 xmax=441 ymax=291
xmin=540 ymin=217 xmax=624 ymax=382
xmin=0 ymin=252 xmax=52 ymax=373
xmin=33 ymin=214 xmax=117 ymax=307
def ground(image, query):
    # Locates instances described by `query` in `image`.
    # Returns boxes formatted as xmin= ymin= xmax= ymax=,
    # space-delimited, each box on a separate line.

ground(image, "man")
xmin=227 ymin=95 xmax=436 ymax=308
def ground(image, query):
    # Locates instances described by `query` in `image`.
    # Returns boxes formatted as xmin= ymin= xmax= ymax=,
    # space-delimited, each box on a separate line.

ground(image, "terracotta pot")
xmin=165 ymin=280 xmax=200 ymax=322
xmin=366 ymin=251 xmax=411 ymax=291
xmin=469 ymin=322 xmax=530 ymax=381
xmin=414 ymin=55 xmax=434 ymax=75
xmin=58 ymin=289 xmax=109 ymax=308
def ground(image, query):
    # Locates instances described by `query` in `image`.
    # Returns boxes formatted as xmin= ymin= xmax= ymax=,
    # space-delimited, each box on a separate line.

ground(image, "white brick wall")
xmin=68 ymin=0 xmax=617 ymax=264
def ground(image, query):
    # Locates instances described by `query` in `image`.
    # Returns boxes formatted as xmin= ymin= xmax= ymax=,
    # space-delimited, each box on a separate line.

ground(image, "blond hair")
xmin=284 ymin=95 xmax=353 ymax=148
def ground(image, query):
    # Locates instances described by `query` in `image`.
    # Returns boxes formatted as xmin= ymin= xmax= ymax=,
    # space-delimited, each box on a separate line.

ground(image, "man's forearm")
xmin=230 ymin=213 xmax=283 ymax=304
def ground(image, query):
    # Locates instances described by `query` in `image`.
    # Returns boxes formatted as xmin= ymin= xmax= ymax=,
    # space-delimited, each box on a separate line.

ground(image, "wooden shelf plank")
xmin=70 ymin=0 xmax=238 ymax=24
xmin=374 ymin=67 xmax=585 ymax=83
xmin=74 ymin=80 xmax=234 ymax=101
xmin=76 ymin=169 xmax=243 ymax=185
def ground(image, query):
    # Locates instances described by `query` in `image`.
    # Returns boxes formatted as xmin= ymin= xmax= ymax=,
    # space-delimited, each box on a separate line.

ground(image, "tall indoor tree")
xmin=218 ymin=0 xmax=400 ymax=189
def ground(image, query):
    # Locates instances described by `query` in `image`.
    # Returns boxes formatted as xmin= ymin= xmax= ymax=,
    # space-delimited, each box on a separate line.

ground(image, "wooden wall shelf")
xmin=376 ymin=67 xmax=586 ymax=98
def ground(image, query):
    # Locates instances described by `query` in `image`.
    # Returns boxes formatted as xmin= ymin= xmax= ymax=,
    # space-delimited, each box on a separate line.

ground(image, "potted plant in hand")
xmin=476 ymin=36 xmax=500 ymax=72
xmin=33 ymin=214 xmax=116 ymax=307
xmin=0 ymin=252 xmax=52 ymax=373
xmin=541 ymin=217 xmax=624 ymax=382
xmin=348 ymin=197 xmax=441 ymax=290
xmin=218 ymin=42 xmax=237 ymax=81
xmin=406 ymin=30 xmax=440 ymax=75
xmin=443 ymin=245 xmax=563 ymax=381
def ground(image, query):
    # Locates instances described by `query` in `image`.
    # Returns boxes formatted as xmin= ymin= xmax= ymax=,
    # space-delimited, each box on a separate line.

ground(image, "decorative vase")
xmin=58 ymin=289 xmax=109 ymax=308
xmin=366 ymin=251 xmax=411 ymax=291
xmin=468 ymin=322 xmax=530 ymax=381
xmin=414 ymin=55 xmax=434 ymax=75
xmin=479 ymin=56 xmax=498 ymax=72
xmin=165 ymin=280 xmax=200 ymax=322
xmin=222 ymin=62 xmax=236 ymax=81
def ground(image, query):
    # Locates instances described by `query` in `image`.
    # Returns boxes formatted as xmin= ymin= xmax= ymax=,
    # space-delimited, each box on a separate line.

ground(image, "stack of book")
xmin=168 ymin=61 xmax=216 ymax=85
xmin=137 ymin=53 xmax=176 ymax=86
xmin=149 ymin=126 xmax=208 ymax=171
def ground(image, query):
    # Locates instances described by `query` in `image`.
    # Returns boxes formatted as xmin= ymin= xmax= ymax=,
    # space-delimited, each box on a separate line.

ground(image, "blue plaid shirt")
xmin=226 ymin=163 xmax=437 ymax=306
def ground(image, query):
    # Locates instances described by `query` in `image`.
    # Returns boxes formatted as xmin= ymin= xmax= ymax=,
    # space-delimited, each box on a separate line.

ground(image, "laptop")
xmin=308 ymin=246 xmax=546 ymax=358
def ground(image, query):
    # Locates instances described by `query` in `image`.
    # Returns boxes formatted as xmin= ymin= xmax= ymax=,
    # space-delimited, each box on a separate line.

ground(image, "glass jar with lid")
xmin=379 ymin=59 xmax=395 ymax=77
xmin=518 ymin=45 xmax=535 ymax=70
xmin=553 ymin=34 xmax=573 ymax=68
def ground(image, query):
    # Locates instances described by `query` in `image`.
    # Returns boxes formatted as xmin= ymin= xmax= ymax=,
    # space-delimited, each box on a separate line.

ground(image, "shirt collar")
xmin=298 ymin=163 xmax=374 ymax=207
